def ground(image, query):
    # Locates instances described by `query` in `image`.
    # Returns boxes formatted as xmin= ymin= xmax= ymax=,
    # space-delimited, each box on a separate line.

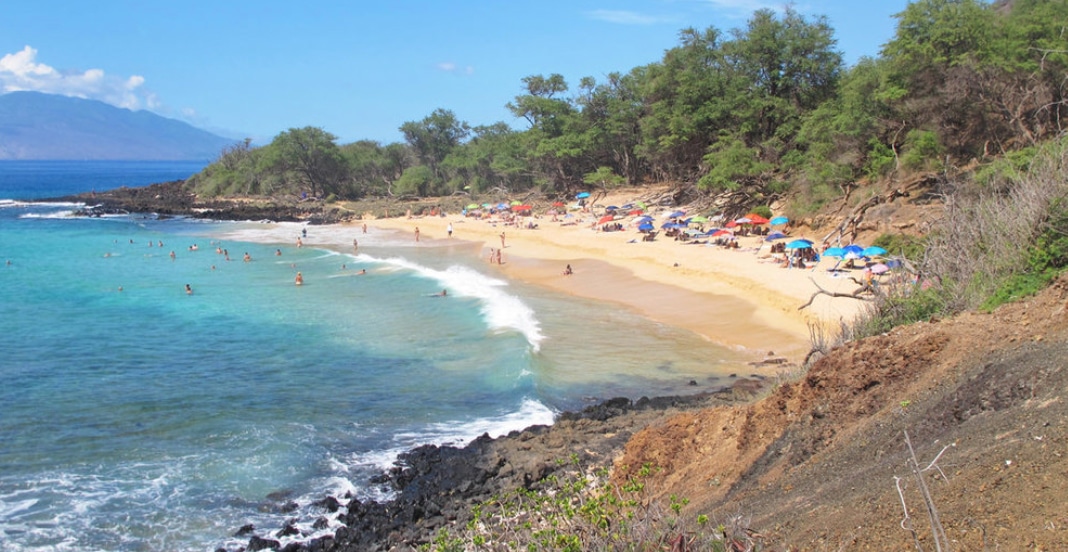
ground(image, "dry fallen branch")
xmin=798 ymin=277 xmax=875 ymax=311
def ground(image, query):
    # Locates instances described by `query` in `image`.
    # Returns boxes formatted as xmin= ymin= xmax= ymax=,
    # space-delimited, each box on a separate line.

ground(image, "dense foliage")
xmin=189 ymin=1 xmax=1067 ymax=207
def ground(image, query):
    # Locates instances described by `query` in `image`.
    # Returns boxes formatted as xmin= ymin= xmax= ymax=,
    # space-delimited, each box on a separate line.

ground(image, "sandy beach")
xmin=345 ymin=191 xmax=870 ymax=364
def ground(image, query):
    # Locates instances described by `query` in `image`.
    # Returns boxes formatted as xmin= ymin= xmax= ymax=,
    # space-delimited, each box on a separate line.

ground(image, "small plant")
xmin=419 ymin=459 xmax=762 ymax=551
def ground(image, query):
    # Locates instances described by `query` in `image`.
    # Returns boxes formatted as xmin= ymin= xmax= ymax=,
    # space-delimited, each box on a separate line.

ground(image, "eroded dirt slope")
xmin=618 ymin=276 xmax=1068 ymax=550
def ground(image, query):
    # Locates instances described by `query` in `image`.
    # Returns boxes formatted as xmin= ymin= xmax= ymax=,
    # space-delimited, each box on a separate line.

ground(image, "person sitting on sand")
xmin=563 ymin=264 xmax=573 ymax=276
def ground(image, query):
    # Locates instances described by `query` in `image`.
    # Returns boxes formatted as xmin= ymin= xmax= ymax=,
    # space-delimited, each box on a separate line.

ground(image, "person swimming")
xmin=295 ymin=272 xmax=303 ymax=286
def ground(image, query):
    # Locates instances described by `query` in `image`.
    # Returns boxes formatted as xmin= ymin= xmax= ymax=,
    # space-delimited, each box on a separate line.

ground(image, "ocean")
xmin=0 ymin=161 xmax=747 ymax=551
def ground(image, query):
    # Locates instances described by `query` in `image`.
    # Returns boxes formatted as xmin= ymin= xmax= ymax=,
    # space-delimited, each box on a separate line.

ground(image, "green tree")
xmin=264 ymin=127 xmax=346 ymax=198
xmin=399 ymin=109 xmax=470 ymax=195
xmin=508 ymin=74 xmax=588 ymax=191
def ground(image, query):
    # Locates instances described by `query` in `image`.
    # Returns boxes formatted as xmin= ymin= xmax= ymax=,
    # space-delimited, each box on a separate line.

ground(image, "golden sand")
xmin=353 ymin=193 xmax=867 ymax=363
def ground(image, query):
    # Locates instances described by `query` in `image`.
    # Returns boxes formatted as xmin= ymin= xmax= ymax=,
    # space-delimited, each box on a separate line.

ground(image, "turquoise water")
xmin=0 ymin=161 xmax=746 ymax=551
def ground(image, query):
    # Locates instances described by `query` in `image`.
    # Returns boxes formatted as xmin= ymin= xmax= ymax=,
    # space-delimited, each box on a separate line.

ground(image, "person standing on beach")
xmin=362 ymin=223 xmax=368 ymax=234
xmin=496 ymin=249 xmax=503 ymax=265
xmin=415 ymin=227 xmax=420 ymax=242
xmin=447 ymin=223 xmax=453 ymax=238
xmin=499 ymin=232 xmax=506 ymax=248
xmin=353 ymin=238 xmax=358 ymax=252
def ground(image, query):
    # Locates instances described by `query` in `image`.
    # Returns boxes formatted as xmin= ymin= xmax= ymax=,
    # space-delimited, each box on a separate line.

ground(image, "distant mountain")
xmin=0 ymin=91 xmax=234 ymax=161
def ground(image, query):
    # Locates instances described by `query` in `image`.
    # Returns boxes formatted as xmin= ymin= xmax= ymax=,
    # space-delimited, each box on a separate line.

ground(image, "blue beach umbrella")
xmin=822 ymin=247 xmax=846 ymax=258
xmin=576 ymin=192 xmax=591 ymax=199
xmin=785 ymin=239 xmax=814 ymax=249
xmin=862 ymin=246 xmax=888 ymax=257
xmin=770 ymin=216 xmax=789 ymax=226
xmin=765 ymin=232 xmax=788 ymax=241
xmin=843 ymin=244 xmax=864 ymax=255
xmin=638 ymin=223 xmax=654 ymax=232
xmin=667 ymin=210 xmax=686 ymax=219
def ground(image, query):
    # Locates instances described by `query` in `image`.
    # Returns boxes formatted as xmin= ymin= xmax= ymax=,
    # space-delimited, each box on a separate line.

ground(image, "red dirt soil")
xmin=616 ymin=274 xmax=1068 ymax=551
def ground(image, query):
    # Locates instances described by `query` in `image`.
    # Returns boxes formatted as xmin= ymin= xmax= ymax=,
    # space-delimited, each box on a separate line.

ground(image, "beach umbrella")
xmin=862 ymin=246 xmax=888 ymax=257
xmin=822 ymin=247 xmax=846 ymax=258
xmin=466 ymin=203 xmax=479 ymax=210
xmin=576 ymin=192 xmax=591 ymax=199
xmin=636 ymin=201 xmax=647 ymax=209
xmin=606 ymin=205 xmax=619 ymax=211
xmin=734 ymin=217 xmax=752 ymax=224
xmin=552 ymin=201 xmax=565 ymax=207
xmin=770 ymin=216 xmax=789 ymax=226
xmin=628 ymin=209 xmax=643 ymax=216
xmin=598 ymin=215 xmax=615 ymax=224
xmin=870 ymin=263 xmax=891 ymax=274
xmin=667 ymin=210 xmax=686 ymax=219
xmin=689 ymin=215 xmax=709 ymax=223
xmin=843 ymin=244 xmax=865 ymax=256
xmin=743 ymin=214 xmax=770 ymax=224
xmin=765 ymin=231 xmax=788 ymax=241
xmin=496 ymin=202 xmax=508 ymax=210
xmin=638 ymin=222 xmax=654 ymax=232
xmin=510 ymin=200 xmax=521 ymax=206
xmin=711 ymin=229 xmax=733 ymax=237
xmin=514 ymin=205 xmax=532 ymax=211
xmin=634 ymin=215 xmax=654 ymax=223
xmin=887 ymin=259 xmax=904 ymax=269
xmin=785 ymin=239 xmax=814 ymax=249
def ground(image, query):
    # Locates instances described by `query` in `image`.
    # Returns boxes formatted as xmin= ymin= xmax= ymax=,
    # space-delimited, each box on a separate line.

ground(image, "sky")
xmin=0 ymin=1 xmax=913 ymax=146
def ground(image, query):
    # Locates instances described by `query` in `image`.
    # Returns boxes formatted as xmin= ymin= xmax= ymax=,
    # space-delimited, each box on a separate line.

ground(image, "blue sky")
xmin=1 ymin=1 xmax=912 ymax=146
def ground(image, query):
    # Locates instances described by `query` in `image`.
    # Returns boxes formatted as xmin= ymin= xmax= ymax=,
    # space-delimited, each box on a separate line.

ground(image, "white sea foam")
xmin=350 ymin=398 xmax=556 ymax=476
xmin=1 ymin=199 xmax=83 ymax=209
xmin=375 ymin=255 xmax=545 ymax=351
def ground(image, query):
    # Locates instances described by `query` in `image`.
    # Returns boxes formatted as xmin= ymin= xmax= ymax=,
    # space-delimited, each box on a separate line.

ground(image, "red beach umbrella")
xmin=598 ymin=215 xmax=615 ymax=224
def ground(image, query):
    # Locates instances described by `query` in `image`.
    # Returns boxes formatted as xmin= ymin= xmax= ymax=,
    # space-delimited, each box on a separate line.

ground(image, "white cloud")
xmin=0 ymin=45 xmax=153 ymax=111
xmin=436 ymin=61 xmax=474 ymax=75
xmin=585 ymin=10 xmax=666 ymax=25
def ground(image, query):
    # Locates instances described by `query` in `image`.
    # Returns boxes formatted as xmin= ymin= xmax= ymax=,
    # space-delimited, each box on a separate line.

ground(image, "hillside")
xmin=618 ymin=274 xmax=1068 ymax=550
xmin=0 ymin=91 xmax=233 ymax=160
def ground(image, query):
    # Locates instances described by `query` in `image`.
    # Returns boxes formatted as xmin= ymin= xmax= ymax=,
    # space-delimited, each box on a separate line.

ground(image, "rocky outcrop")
xmin=228 ymin=391 xmax=752 ymax=552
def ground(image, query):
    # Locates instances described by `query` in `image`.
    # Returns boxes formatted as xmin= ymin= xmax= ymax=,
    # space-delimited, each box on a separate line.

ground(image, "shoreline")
xmin=355 ymin=204 xmax=867 ymax=364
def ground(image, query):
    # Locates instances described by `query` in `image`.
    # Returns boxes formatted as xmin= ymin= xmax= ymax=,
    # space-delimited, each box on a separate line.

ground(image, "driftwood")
xmin=798 ymin=277 xmax=878 ymax=311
